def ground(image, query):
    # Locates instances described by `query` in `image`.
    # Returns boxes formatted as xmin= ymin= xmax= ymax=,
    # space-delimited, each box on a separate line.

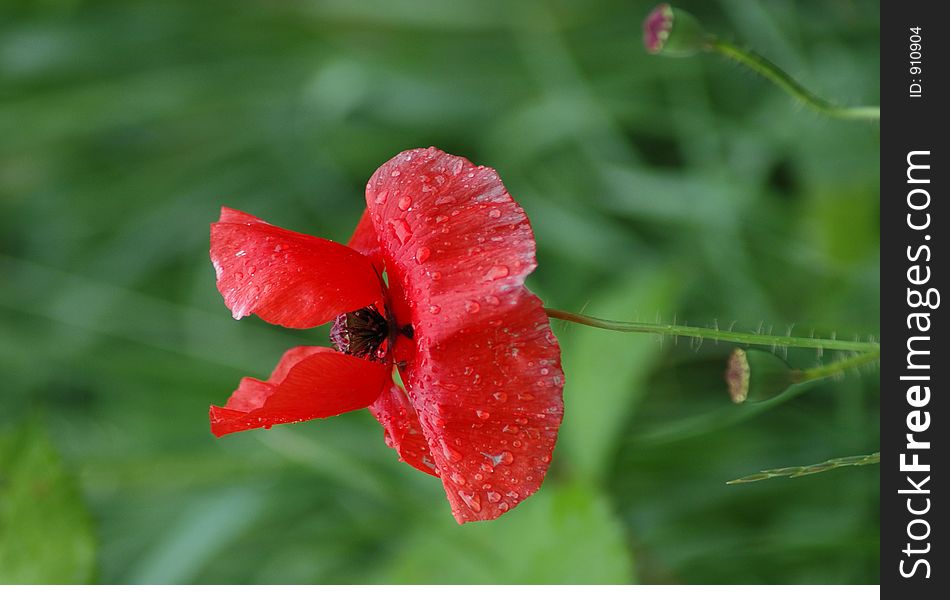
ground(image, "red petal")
xmin=364 ymin=148 xmax=563 ymax=522
xmin=369 ymin=384 xmax=438 ymax=477
xmin=210 ymin=346 xmax=390 ymax=437
xmin=405 ymin=294 xmax=563 ymax=523
xmin=211 ymin=207 xmax=383 ymax=329
xmin=348 ymin=209 xmax=385 ymax=273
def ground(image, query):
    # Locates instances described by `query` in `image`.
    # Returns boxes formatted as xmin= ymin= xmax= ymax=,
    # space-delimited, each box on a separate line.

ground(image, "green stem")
xmin=792 ymin=349 xmax=880 ymax=383
xmin=707 ymin=38 xmax=880 ymax=121
xmin=544 ymin=307 xmax=879 ymax=353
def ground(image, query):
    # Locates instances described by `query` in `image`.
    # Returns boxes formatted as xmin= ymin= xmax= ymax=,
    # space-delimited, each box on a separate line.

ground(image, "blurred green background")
xmin=1 ymin=0 xmax=879 ymax=585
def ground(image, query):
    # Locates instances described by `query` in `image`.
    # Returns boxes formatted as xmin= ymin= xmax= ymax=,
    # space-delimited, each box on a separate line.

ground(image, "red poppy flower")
xmin=209 ymin=147 xmax=564 ymax=523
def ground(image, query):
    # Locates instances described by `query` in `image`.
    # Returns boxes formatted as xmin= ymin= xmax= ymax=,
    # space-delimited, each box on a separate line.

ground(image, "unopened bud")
xmin=726 ymin=348 xmax=794 ymax=404
xmin=643 ymin=4 xmax=708 ymax=57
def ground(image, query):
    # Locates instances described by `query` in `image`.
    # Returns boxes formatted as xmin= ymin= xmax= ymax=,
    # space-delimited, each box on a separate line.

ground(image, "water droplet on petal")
xmin=465 ymin=300 xmax=480 ymax=314
xmin=500 ymin=451 xmax=514 ymax=465
xmin=485 ymin=265 xmax=509 ymax=280
xmin=486 ymin=490 xmax=502 ymax=503
xmin=429 ymin=270 xmax=442 ymax=281
xmin=485 ymin=295 xmax=500 ymax=306
xmin=375 ymin=190 xmax=389 ymax=205
xmin=451 ymin=472 xmax=467 ymax=485
xmin=493 ymin=391 xmax=508 ymax=402
xmin=390 ymin=219 xmax=412 ymax=244
xmin=413 ymin=247 xmax=431 ymax=264
xmin=497 ymin=501 xmax=509 ymax=512
xmin=429 ymin=305 xmax=442 ymax=314
xmin=476 ymin=410 xmax=490 ymax=420
xmin=457 ymin=490 xmax=481 ymax=512
xmin=488 ymin=208 xmax=501 ymax=218
xmin=391 ymin=169 xmax=401 ymax=177
xmin=398 ymin=195 xmax=413 ymax=210
xmin=440 ymin=439 xmax=463 ymax=463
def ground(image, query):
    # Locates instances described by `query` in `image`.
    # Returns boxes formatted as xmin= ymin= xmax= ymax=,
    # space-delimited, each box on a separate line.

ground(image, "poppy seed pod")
xmin=725 ymin=348 xmax=795 ymax=404
xmin=643 ymin=4 xmax=708 ymax=57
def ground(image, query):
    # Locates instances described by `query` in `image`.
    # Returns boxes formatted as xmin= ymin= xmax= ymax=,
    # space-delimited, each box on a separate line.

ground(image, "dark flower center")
xmin=330 ymin=306 xmax=390 ymax=361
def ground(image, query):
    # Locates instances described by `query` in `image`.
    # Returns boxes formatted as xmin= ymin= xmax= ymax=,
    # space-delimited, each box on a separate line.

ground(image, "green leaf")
xmin=727 ymin=452 xmax=880 ymax=484
xmin=381 ymin=482 xmax=634 ymax=584
xmin=0 ymin=421 xmax=96 ymax=583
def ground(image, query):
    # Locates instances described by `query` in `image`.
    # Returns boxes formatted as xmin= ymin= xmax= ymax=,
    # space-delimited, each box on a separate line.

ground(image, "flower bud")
xmin=725 ymin=348 xmax=795 ymax=404
xmin=642 ymin=4 xmax=708 ymax=57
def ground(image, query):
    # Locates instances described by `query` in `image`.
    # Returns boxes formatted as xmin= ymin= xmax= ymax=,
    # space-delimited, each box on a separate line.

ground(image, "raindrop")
xmin=428 ymin=305 xmax=442 ymax=314
xmin=429 ymin=271 xmax=442 ymax=281
xmin=415 ymin=247 xmax=431 ymax=264
xmin=440 ymin=439 xmax=462 ymax=463
xmin=234 ymin=250 xmax=247 ymax=257
xmin=398 ymin=195 xmax=413 ymax=210
xmin=390 ymin=219 xmax=412 ymax=244
xmin=476 ymin=409 xmax=490 ymax=420
xmin=465 ymin=300 xmax=480 ymax=314
xmin=488 ymin=208 xmax=501 ymax=218
xmin=391 ymin=169 xmax=401 ymax=177
xmin=451 ymin=472 xmax=467 ymax=485
xmin=484 ymin=265 xmax=509 ymax=280
xmin=375 ymin=190 xmax=389 ymax=205
xmin=485 ymin=295 xmax=500 ymax=306
xmin=486 ymin=490 xmax=502 ymax=503
xmin=492 ymin=391 xmax=508 ymax=402
xmin=273 ymin=244 xmax=282 ymax=253
xmin=457 ymin=490 xmax=481 ymax=512
xmin=497 ymin=501 xmax=509 ymax=511
xmin=500 ymin=451 xmax=514 ymax=465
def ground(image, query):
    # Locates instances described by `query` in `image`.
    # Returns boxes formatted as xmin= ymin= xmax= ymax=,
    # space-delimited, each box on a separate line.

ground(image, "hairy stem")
xmin=545 ymin=307 xmax=880 ymax=353
xmin=707 ymin=38 xmax=880 ymax=121
xmin=792 ymin=349 xmax=880 ymax=383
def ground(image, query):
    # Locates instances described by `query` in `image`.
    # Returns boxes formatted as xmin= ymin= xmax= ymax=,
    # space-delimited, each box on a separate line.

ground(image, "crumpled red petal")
xmin=211 ymin=207 xmax=383 ymax=329
xmin=368 ymin=384 xmax=438 ymax=477
xmin=210 ymin=346 xmax=390 ymax=437
xmin=364 ymin=147 xmax=564 ymax=523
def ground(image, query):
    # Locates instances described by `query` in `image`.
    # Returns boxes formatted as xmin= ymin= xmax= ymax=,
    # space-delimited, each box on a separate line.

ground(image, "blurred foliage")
xmin=1 ymin=0 xmax=878 ymax=584
xmin=0 ymin=420 xmax=96 ymax=583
